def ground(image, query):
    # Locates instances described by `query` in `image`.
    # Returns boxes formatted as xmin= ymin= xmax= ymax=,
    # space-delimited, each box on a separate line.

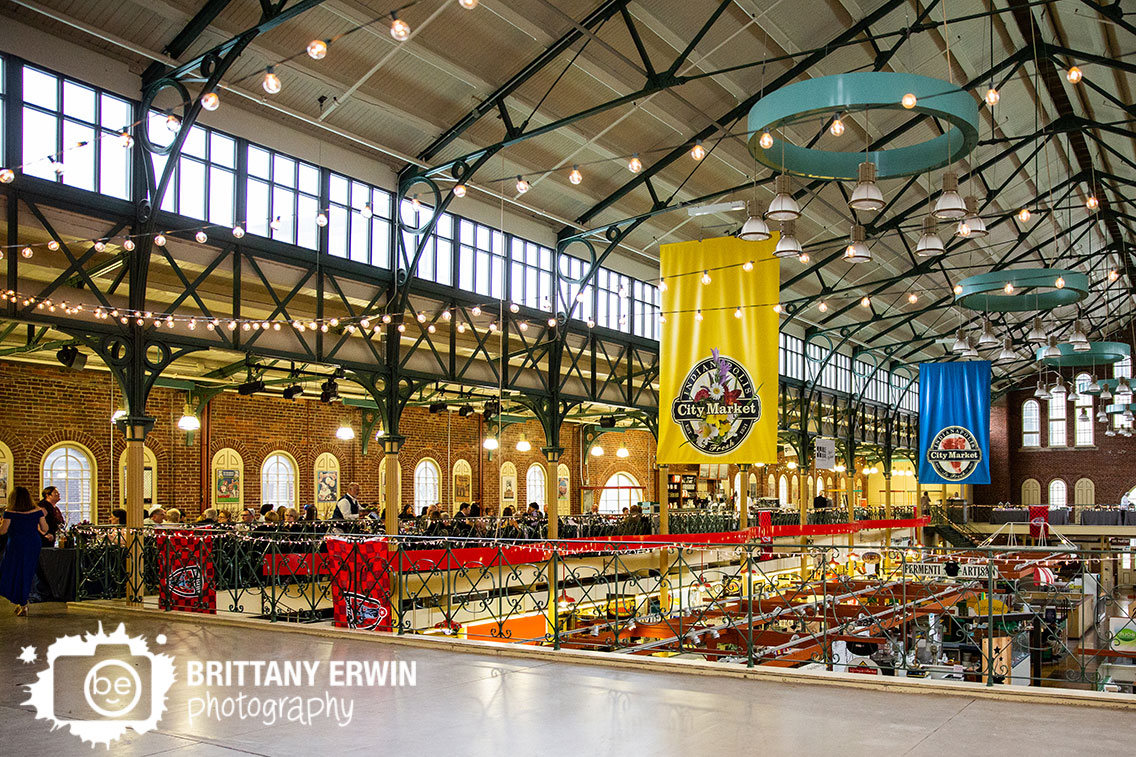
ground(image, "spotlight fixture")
xmin=848 ymin=161 xmax=885 ymax=212
xmin=56 ymin=345 xmax=86 ymax=370
xmin=978 ymin=319 xmax=999 ymax=347
xmin=1070 ymin=320 xmax=1091 ymax=352
xmin=458 ymin=406 xmax=474 ymax=417
xmin=773 ymin=220 xmax=802 ymax=258
xmin=1041 ymin=335 xmax=1061 ymax=360
xmin=320 ymin=378 xmax=340 ymax=403
xmin=738 ymin=202 xmax=771 ymax=241
xmin=915 ymin=216 xmax=944 ymax=257
xmin=238 ymin=379 xmax=266 ymax=396
xmin=951 ymin=329 xmax=970 ymax=354
xmin=843 ymin=225 xmax=871 ymax=263
xmin=599 ymin=415 xmax=617 ymax=428
xmin=765 ymin=174 xmax=800 ymax=221
xmin=933 ymin=171 xmax=967 ymax=220
xmin=1026 ymin=316 xmax=1048 ymax=344
xmin=262 ymin=66 xmax=282 ymax=94
xmin=429 ymin=402 xmax=447 ymax=414
xmin=282 ymin=384 xmax=304 ymax=400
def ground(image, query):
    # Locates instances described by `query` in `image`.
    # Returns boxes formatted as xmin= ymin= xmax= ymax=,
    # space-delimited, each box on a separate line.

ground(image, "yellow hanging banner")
xmin=658 ymin=235 xmax=779 ymax=464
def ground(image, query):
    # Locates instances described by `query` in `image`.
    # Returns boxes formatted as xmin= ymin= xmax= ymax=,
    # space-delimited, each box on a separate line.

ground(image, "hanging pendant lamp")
xmin=1087 ymin=374 xmax=1101 ymax=394
xmin=1069 ymin=319 xmax=1090 ymax=351
xmin=1026 ymin=316 xmax=1048 ymax=344
xmin=951 ymin=328 xmax=969 ymax=354
xmin=1033 ymin=380 xmax=1051 ymax=400
xmin=915 ymin=216 xmax=945 ymax=257
xmin=933 ymin=171 xmax=967 ymax=220
xmin=995 ymin=337 xmax=1020 ymax=364
xmin=773 ymin=220 xmax=802 ymax=258
xmin=1041 ymin=335 xmax=1061 ymax=359
xmin=765 ymin=175 xmax=800 ymax=221
xmin=843 ymin=225 xmax=872 ymax=262
xmin=738 ymin=201 xmax=772 ymax=241
xmin=978 ymin=318 xmax=999 ymax=347
xmin=957 ymin=196 xmax=988 ymax=239
xmin=848 ymin=161 xmax=885 ymax=212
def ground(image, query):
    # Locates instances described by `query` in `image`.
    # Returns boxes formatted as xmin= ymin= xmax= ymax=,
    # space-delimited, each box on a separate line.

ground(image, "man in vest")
xmin=333 ymin=482 xmax=362 ymax=520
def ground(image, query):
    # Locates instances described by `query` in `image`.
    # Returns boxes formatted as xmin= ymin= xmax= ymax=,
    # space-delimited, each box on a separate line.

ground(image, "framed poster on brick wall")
xmin=557 ymin=463 xmax=570 ymax=511
xmin=453 ymin=459 xmax=472 ymax=508
xmin=211 ymin=448 xmax=243 ymax=511
xmin=315 ymin=452 xmax=340 ymax=518
xmin=500 ymin=462 xmax=517 ymax=510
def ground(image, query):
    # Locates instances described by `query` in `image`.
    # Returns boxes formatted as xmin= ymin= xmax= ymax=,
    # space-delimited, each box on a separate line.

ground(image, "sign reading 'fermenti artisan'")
xmin=658 ymin=236 xmax=779 ymax=464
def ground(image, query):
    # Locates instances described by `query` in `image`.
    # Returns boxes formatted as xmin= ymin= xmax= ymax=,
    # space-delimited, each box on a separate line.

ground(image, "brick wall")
xmin=0 ymin=360 xmax=658 ymax=522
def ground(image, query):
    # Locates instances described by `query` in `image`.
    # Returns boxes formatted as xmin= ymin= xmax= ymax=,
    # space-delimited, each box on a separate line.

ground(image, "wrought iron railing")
xmin=64 ymin=524 xmax=1136 ymax=696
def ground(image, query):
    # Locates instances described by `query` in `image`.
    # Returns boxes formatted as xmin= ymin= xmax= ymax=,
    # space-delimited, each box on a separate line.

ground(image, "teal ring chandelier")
xmin=747 ymin=72 xmax=979 ymax=181
xmin=955 ymin=269 xmax=1088 ymax=312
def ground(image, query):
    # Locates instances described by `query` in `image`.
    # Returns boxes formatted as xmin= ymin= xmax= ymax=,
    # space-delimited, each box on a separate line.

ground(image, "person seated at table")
xmin=235 ymin=508 xmax=257 ymax=531
xmin=422 ymin=509 xmax=449 ymax=538
xmin=452 ymin=503 xmax=474 ymax=536
xmin=283 ymin=508 xmax=300 ymax=528
xmin=164 ymin=508 xmax=182 ymax=525
xmin=259 ymin=503 xmax=275 ymax=523
xmin=216 ymin=510 xmax=232 ymax=525
xmin=144 ymin=507 xmax=165 ymax=526
xmin=197 ymin=508 xmax=218 ymax=525
xmin=470 ymin=502 xmax=482 ymax=517
xmin=302 ymin=505 xmax=319 ymax=522
xmin=112 ymin=508 xmax=127 ymax=525
xmin=498 ymin=507 xmax=522 ymax=539
xmin=398 ymin=503 xmax=416 ymax=521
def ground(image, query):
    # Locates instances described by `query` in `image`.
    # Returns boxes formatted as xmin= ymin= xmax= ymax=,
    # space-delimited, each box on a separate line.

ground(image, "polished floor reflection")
xmin=1 ymin=603 xmax=1132 ymax=756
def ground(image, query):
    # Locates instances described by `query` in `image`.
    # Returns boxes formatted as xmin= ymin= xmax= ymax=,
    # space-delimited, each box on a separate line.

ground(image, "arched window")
xmin=767 ymin=474 xmax=775 ymax=498
xmin=414 ymin=458 xmax=440 ymax=513
xmin=42 ymin=443 xmax=95 ymax=525
xmin=1074 ymin=478 xmax=1095 ymax=506
xmin=778 ymin=475 xmax=789 ymax=506
xmin=1074 ymin=373 xmax=1094 ymax=446
xmin=1048 ymin=479 xmax=1067 ymax=507
xmin=598 ymin=472 xmax=641 ymax=514
xmin=1048 ymin=397 xmax=1067 ymax=447
xmin=791 ymin=475 xmax=799 ymax=506
xmin=1114 ymin=356 xmax=1132 ymax=379
xmin=816 ymin=477 xmax=825 ymax=497
xmin=526 ymin=464 xmax=546 ymax=508
xmin=1021 ymin=478 xmax=1041 ymax=506
xmin=1022 ymin=399 xmax=1041 ymax=447
xmin=261 ymin=452 xmax=297 ymax=507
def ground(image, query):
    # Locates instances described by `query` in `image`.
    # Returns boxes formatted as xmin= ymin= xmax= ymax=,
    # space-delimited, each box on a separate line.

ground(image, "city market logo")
xmin=672 ymin=349 xmax=761 ymax=455
xmin=926 ymin=425 xmax=982 ymax=481
xmin=343 ymin=592 xmax=391 ymax=630
xmin=168 ymin=565 xmax=205 ymax=598
xmin=22 ymin=623 xmax=176 ymax=748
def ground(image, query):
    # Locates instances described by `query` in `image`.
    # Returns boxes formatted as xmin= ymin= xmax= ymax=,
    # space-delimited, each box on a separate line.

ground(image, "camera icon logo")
xmin=24 ymin=623 xmax=175 ymax=747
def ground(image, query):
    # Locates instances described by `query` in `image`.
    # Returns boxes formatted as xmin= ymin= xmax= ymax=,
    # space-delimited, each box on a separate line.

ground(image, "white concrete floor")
xmin=1 ymin=602 xmax=1134 ymax=755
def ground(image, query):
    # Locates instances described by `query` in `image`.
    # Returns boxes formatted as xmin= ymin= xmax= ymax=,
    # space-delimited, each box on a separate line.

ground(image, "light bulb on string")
xmin=797 ymin=251 xmax=810 ymax=263
xmin=818 ymin=301 xmax=828 ymax=313
xmin=93 ymin=241 xmax=106 ymax=252
xmin=759 ymin=131 xmax=773 ymax=149
xmin=21 ymin=246 xmax=33 ymax=259
xmin=772 ymin=304 xmax=782 ymax=314
xmin=907 ymin=292 xmax=918 ymax=304
xmin=307 ymin=39 xmax=328 ymax=60
xmin=1086 ymin=195 xmax=1098 ymax=211
xmin=509 ymin=302 xmax=519 ymax=313
xmin=860 ymin=296 xmax=871 ymax=308
xmin=901 ymin=93 xmax=917 ymax=109
xmin=627 ymin=153 xmax=642 ymax=173
xmin=700 ymin=270 xmax=711 ymax=285
xmin=165 ymin=114 xmax=179 ymax=133
xmin=154 ymin=234 xmax=166 ymax=247
xmin=390 ymin=15 xmax=411 ymax=41
xmin=829 ymin=115 xmax=845 ymax=136
xmin=471 ymin=306 xmax=482 ymax=316
xmin=1003 ymin=281 xmax=1014 ymax=294
xmin=984 ymin=87 xmax=1000 ymax=106
xmin=201 ymin=92 xmax=220 ymax=111
xmin=232 ymin=224 xmax=245 ymax=238
xmin=316 ymin=212 xmax=328 ymax=227
xmin=361 ymin=202 xmax=372 ymax=219
xmin=742 ymin=260 xmax=754 ymax=272
xmin=453 ymin=184 xmax=467 ymax=197
xmin=953 ymin=284 xmax=963 ymax=295
xmin=734 ymin=307 xmax=742 ymax=319
xmin=262 ymin=66 xmax=282 ymax=94
xmin=1108 ymin=269 xmax=1119 ymax=283
xmin=270 ymin=216 xmax=282 ymax=231
xmin=568 ymin=165 xmax=582 ymax=185
xmin=195 ymin=230 xmax=208 ymax=244
xmin=694 ymin=310 xmax=703 ymax=322
xmin=119 ymin=131 xmax=134 ymax=148
xmin=515 ymin=176 xmax=530 ymax=194
xmin=1055 ymin=276 xmax=1065 ymax=289
xmin=1018 ymin=207 xmax=1031 ymax=223
xmin=50 ymin=157 xmax=64 ymax=176
xmin=459 ymin=0 xmax=479 ymax=8
xmin=690 ymin=140 xmax=706 ymax=160
xmin=547 ymin=317 xmax=557 ymax=328
xmin=123 ymin=239 xmax=135 ymax=251
xmin=1066 ymin=66 xmax=1082 ymax=83
xmin=0 ymin=168 xmax=14 ymax=183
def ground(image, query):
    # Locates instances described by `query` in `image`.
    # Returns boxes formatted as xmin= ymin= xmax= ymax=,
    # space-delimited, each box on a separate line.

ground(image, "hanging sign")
xmin=918 ymin=362 xmax=991 ymax=485
xmin=658 ymin=236 xmax=779 ymax=464
xmin=156 ymin=532 xmax=216 ymax=614
xmin=815 ymin=438 xmax=836 ymax=470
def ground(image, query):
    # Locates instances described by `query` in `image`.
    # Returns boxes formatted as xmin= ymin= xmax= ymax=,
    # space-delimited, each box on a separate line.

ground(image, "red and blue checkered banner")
xmin=156 ymin=531 xmax=216 ymax=613
xmin=326 ymin=537 xmax=393 ymax=632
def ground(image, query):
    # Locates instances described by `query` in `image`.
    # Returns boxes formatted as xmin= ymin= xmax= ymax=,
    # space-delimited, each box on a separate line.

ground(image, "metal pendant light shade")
xmin=773 ymin=220 xmax=802 ymax=258
xmin=843 ymin=224 xmax=872 ymax=262
xmin=848 ymin=161 xmax=885 ymax=212
xmin=1087 ymin=375 xmax=1101 ymax=394
xmin=995 ymin=337 xmax=1020 ymax=364
xmin=978 ymin=318 xmax=999 ymax=347
xmin=951 ymin=328 xmax=969 ymax=354
xmin=957 ymin=196 xmax=988 ymax=239
xmin=1101 ymin=384 xmax=1113 ymax=401
xmin=765 ymin=174 xmax=800 ymax=221
xmin=1033 ymin=380 xmax=1051 ymax=400
xmin=1050 ymin=375 xmax=1067 ymax=396
xmin=738 ymin=201 xmax=772 ymax=241
xmin=1069 ymin=319 xmax=1090 ymax=351
xmin=1041 ymin=335 xmax=1061 ymax=359
xmin=1026 ymin=316 xmax=1048 ymax=344
xmin=933 ymin=170 xmax=967 ymax=220
xmin=962 ymin=336 xmax=979 ymax=359
xmin=915 ymin=215 xmax=944 ymax=257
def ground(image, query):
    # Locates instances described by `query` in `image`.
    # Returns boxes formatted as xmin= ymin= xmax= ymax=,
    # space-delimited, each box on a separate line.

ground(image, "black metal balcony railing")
xmin=64 ymin=524 xmax=1136 ymax=698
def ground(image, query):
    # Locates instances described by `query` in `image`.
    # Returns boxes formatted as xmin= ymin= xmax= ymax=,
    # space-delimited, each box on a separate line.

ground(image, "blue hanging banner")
xmin=918 ymin=362 xmax=991 ymax=486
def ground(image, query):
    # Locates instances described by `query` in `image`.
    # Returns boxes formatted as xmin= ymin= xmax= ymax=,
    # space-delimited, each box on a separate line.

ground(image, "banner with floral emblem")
xmin=658 ymin=235 xmax=779 ymax=464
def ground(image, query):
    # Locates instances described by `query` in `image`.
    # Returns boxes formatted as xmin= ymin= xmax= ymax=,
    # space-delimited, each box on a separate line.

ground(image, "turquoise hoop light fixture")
xmin=1038 ymin=341 xmax=1130 ymax=368
xmin=954 ymin=269 xmax=1088 ymax=312
xmin=747 ymin=72 xmax=979 ymax=180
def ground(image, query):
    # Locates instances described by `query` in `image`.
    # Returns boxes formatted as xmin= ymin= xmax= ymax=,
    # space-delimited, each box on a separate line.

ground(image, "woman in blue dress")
xmin=0 ymin=486 xmax=48 ymax=616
